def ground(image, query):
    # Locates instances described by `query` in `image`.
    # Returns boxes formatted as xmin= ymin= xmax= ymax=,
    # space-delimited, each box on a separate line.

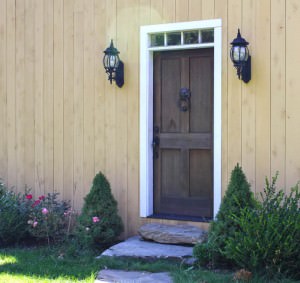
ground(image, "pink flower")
xmin=92 ymin=216 xmax=100 ymax=223
xmin=42 ymin=208 xmax=49 ymax=215
xmin=32 ymin=200 xmax=41 ymax=208
xmin=26 ymin=194 xmax=33 ymax=200
xmin=39 ymin=195 xmax=45 ymax=200
xmin=33 ymin=221 xmax=38 ymax=227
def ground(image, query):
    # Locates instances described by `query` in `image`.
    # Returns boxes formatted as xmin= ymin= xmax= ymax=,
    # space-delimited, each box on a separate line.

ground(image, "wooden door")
xmin=153 ymin=48 xmax=214 ymax=219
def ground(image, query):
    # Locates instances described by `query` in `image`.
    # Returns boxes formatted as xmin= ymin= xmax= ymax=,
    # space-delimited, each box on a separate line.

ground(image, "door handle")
xmin=178 ymin=87 xmax=191 ymax=112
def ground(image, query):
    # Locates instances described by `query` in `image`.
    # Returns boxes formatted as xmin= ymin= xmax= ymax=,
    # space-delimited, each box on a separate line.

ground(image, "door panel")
xmin=190 ymin=56 xmax=213 ymax=133
xmin=153 ymin=48 xmax=214 ymax=219
xmin=161 ymin=58 xmax=181 ymax=133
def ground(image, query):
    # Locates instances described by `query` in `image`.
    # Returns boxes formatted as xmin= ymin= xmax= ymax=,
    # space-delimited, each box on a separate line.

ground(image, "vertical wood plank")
xmin=24 ymin=0 xmax=35 ymax=191
xmin=0 ymin=0 xmax=7 ymax=182
xmin=227 ymin=0 xmax=242 ymax=177
xmin=6 ymin=0 xmax=17 ymax=189
xmin=270 ymin=0 xmax=286 ymax=189
xmin=163 ymin=0 xmax=175 ymax=23
xmin=241 ymin=0 xmax=256 ymax=188
xmin=94 ymin=0 xmax=106 ymax=176
xmin=139 ymin=0 xmax=151 ymax=26
xmin=189 ymin=0 xmax=202 ymax=21
xmin=16 ymin=0 xmax=25 ymax=193
xmin=63 ymin=0 xmax=74 ymax=201
xmin=286 ymin=0 xmax=300 ymax=190
xmin=255 ymin=0 xmax=271 ymax=194
xmin=215 ymin=0 xmax=228 ymax=194
xmin=202 ymin=0 xmax=215 ymax=19
xmin=43 ymin=0 xmax=54 ymax=192
xmin=150 ymin=0 xmax=163 ymax=24
xmin=115 ymin=0 xmax=128 ymax=234
xmin=127 ymin=0 xmax=141 ymax=235
xmin=34 ymin=0 xmax=44 ymax=196
xmin=73 ymin=0 xmax=84 ymax=209
xmin=175 ymin=0 xmax=188 ymax=22
xmin=104 ymin=0 xmax=117 ymax=198
xmin=104 ymin=0 xmax=115 ymax=182
xmin=83 ymin=0 xmax=95 ymax=201
xmin=53 ymin=0 xmax=64 ymax=198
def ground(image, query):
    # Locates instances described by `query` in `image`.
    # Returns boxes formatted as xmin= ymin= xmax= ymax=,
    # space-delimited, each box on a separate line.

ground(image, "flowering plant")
xmin=27 ymin=193 xmax=73 ymax=244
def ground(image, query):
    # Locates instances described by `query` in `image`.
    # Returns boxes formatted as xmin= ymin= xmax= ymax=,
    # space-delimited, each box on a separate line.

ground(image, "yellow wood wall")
xmin=1 ymin=0 xmax=300 ymax=236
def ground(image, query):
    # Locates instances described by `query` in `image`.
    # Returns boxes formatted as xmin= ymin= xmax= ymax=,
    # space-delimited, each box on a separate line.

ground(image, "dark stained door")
xmin=153 ymin=48 xmax=214 ymax=219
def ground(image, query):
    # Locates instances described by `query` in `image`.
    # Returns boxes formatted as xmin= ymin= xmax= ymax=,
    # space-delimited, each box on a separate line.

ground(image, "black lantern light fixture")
xmin=230 ymin=29 xmax=251 ymax=83
xmin=103 ymin=40 xmax=124 ymax=88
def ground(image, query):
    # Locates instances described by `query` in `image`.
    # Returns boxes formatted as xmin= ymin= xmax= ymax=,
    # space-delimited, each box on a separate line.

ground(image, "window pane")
xmin=150 ymin=34 xmax=164 ymax=47
xmin=201 ymin=30 xmax=214 ymax=43
xmin=184 ymin=31 xmax=198 ymax=44
xmin=167 ymin=32 xmax=181 ymax=46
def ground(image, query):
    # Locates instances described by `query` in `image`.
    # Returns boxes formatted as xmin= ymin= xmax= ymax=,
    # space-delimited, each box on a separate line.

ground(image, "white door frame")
xmin=139 ymin=19 xmax=222 ymax=218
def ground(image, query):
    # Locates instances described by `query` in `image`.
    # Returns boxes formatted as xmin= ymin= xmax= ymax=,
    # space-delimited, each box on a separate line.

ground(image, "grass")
xmin=0 ymin=244 xmax=299 ymax=283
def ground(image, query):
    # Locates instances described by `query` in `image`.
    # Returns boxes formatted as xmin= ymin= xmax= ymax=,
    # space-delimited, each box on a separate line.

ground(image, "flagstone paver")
xmin=97 ymin=236 xmax=194 ymax=261
xmin=95 ymin=269 xmax=173 ymax=283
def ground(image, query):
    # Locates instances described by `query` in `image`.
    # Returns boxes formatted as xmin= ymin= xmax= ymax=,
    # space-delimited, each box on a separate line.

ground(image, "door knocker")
xmin=178 ymin=88 xmax=191 ymax=112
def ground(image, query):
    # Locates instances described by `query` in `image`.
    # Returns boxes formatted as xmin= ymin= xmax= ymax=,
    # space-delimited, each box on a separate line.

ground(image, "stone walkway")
xmin=95 ymin=224 xmax=206 ymax=283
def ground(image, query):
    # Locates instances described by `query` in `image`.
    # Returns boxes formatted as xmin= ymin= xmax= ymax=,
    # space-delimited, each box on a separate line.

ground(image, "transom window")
xmin=150 ymin=29 xmax=214 ymax=47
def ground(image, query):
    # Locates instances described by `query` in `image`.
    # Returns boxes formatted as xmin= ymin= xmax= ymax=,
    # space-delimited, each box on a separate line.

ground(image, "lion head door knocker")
xmin=178 ymin=87 xmax=191 ymax=112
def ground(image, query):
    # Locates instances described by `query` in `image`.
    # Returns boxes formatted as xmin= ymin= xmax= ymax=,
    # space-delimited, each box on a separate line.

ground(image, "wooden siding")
xmin=1 ymin=0 xmax=300 ymax=236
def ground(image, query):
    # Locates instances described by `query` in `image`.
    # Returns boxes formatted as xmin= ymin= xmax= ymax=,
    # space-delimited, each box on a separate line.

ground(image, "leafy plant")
xmin=0 ymin=188 xmax=31 ymax=246
xmin=225 ymin=173 xmax=300 ymax=279
xmin=75 ymin=172 xmax=124 ymax=250
xmin=194 ymin=164 xmax=258 ymax=267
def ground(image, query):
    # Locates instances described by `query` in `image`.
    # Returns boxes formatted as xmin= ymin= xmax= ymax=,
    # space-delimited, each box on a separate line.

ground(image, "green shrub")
xmin=27 ymin=193 xmax=73 ymax=244
xmin=75 ymin=172 xmax=124 ymax=250
xmin=0 ymin=188 xmax=31 ymax=246
xmin=225 ymin=174 xmax=300 ymax=279
xmin=194 ymin=164 xmax=258 ymax=267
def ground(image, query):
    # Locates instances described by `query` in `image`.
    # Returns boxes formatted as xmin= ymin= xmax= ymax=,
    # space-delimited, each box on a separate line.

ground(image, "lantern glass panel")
xmin=110 ymin=55 xmax=119 ymax=68
xmin=232 ymin=46 xmax=241 ymax=62
xmin=239 ymin=47 xmax=248 ymax=61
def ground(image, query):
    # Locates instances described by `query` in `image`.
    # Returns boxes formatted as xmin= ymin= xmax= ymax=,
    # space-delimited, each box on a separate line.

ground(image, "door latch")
xmin=152 ymin=136 xmax=160 ymax=158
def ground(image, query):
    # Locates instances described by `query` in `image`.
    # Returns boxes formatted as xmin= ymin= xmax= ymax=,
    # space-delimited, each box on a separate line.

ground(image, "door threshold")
xmin=148 ymin=213 xmax=212 ymax=223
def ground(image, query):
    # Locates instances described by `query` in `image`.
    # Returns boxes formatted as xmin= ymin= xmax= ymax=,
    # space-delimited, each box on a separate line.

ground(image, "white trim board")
xmin=140 ymin=19 xmax=222 ymax=219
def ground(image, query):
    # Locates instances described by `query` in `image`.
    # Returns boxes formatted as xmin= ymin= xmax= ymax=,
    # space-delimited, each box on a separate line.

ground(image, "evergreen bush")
xmin=194 ymin=164 xmax=258 ymax=267
xmin=75 ymin=172 xmax=124 ymax=249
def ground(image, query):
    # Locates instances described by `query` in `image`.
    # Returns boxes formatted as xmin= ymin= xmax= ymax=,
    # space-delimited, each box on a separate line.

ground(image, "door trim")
xmin=140 ymin=19 xmax=222 ymax=219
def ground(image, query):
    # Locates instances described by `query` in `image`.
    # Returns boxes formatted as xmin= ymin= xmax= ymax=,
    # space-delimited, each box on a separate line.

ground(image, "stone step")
xmin=95 ymin=269 xmax=173 ymax=283
xmin=138 ymin=223 xmax=207 ymax=245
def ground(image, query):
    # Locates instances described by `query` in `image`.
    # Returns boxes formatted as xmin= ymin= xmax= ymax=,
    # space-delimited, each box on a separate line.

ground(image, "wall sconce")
xmin=103 ymin=40 xmax=124 ymax=88
xmin=230 ymin=29 xmax=251 ymax=83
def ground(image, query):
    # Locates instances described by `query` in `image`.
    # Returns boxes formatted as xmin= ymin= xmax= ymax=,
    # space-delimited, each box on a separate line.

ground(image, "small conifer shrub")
xmin=75 ymin=172 xmax=124 ymax=249
xmin=194 ymin=164 xmax=258 ymax=267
